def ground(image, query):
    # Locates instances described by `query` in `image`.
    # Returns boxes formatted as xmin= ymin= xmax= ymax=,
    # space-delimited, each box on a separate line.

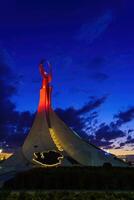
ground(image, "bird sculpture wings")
xmin=39 ymin=59 xmax=52 ymax=80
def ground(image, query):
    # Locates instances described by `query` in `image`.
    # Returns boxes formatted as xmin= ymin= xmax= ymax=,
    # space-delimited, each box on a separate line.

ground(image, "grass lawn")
xmin=0 ymin=191 xmax=134 ymax=200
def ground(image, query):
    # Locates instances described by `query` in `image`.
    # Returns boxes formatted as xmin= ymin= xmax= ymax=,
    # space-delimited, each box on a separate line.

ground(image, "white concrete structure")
xmin=1 ymin=87 xmax=128 ymax=170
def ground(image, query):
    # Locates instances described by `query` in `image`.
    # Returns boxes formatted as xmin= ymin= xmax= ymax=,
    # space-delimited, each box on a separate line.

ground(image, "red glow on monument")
xmin=38 ymin=60 xmax=52 ymax=113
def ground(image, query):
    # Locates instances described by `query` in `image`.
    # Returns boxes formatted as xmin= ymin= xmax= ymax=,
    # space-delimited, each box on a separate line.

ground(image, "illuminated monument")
xmin=1 ymin=60 xmax=128 ymax=174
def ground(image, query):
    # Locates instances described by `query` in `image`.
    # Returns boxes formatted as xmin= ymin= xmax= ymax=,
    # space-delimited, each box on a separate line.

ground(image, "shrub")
xmin=3 ymin=166 xmax=134 ymax=190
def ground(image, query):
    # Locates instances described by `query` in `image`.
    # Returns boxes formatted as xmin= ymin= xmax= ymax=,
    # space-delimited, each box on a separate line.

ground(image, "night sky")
xmin=1 ymin=0 xmax=134 ymax=154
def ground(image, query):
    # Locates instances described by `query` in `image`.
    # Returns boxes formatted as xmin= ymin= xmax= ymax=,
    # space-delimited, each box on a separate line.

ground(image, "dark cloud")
xmin=87 ymin=122 xmax=127 ymax=148
xmin=120 ymin=138 xmax=134 ymax=148
xmin=0 ymin=80 xmax=17 ymax=100
xmin=89 ymin=137 xmax=113 ymax=148
xmin=4 ymin=111 xmax=34 ymax=148
xmin=127 ymin=135 xmax=132 ymax=140
xmin=77 ymin=96 xmax=107 ymax=115
xmin=119 ymin=142 xmax=124 ymax=147
xmin=16 ymin=111 xmax=34 ymax=134
xmin=125 ymin=139 xmax=134 ymax=145
xmin=128 ymin=129 xmax=134 ymax=134
xmin=114 ymin=146 xmax=121 ymax=149
xmin=55 ymin=107 xmax=86 ymax=137
xmin=0 ymin=50 xmax=34 ymax=142
xmin=87 ymin=133 xmax=113 ymax=148
xmin=55 ymin=96 xmax=127 ymax=149
xmin=0 ymin=51 xmax=17 ymax=139
xmin=114 ymin=107 xmax=134 ymax=126
xmin=55 ymin=96 xmax=106 ymax=138
xmin=95 ymin=124 xmax=125 ymax=141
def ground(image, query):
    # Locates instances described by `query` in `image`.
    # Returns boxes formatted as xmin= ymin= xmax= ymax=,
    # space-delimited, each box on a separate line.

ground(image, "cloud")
xmin=95 ymin=124 xmax=125 ymax=141
xmin=55 ymin=102 xmax=134 ymax=149
xmin=5 ymin=111 xmax=34 ymax=148
xmin=86 ymin=122 xmax=126 ymax=149
xmin=89 ymin=136 xmax=113 ymax=148
xmin=77 ymin=96 xmax=107 ymax=115
xmin=120 ymin=138 xmax=134 ymax=148
xmin=16 ymin=111 xmax=34 ymax=133
xmin=76 ymin=10 xmax=113 ymax=44
xmin=0 ymin=50 xmax=34 ymax=143
xmin=55 ymin=96 xmax=106 ymax=137
xmin=0 ymin=79 xmax=17 ymax=100
xmin=55 ymin=96 xmax=127 ymax=149
xmin=114 ymin=107 xmax=134 ymax=126
xmin=55 ymin=107 xmax=86 ymax=137
xmin=0 ymin=51 xmax=18 ymax=139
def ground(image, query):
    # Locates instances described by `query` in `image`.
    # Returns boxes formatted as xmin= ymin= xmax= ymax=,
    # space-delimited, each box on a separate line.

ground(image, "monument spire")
xmin=38 ymin=60 xmax=52 ymax=113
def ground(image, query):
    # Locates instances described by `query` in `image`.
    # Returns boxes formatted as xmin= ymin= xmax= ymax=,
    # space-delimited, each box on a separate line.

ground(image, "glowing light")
xmin=49 ymin=128 xmax=63 ymax=151
xmin=0 ymin=149 xmax=3 ymax=153
xmin=32 ymin=150 xmax=63 ymax=167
